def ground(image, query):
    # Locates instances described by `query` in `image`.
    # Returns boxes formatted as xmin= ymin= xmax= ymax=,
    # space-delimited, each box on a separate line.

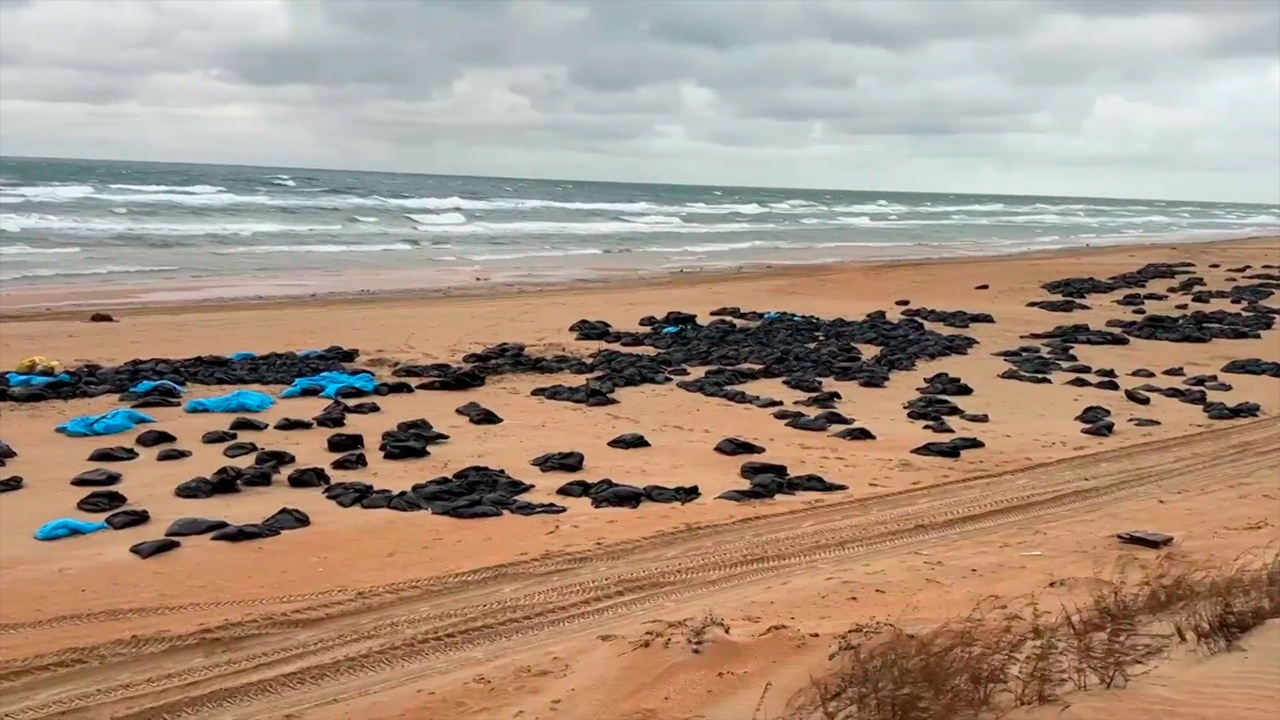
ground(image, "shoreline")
xmin=2 ymin=232 xmax=1275 ymax=319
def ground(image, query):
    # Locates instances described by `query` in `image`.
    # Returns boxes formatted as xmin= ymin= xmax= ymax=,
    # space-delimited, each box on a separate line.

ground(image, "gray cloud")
xmin=1 ymin=0 xmax=1277 ymax=202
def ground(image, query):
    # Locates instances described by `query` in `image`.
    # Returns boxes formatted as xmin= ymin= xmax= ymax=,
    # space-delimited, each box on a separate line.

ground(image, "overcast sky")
xmin=1 ymin=0 xmax=1278 ymax=203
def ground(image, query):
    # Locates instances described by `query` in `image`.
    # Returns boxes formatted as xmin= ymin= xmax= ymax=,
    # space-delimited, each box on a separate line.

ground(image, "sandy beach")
xmin=1 ymin=236 xmax=1278 ymax=720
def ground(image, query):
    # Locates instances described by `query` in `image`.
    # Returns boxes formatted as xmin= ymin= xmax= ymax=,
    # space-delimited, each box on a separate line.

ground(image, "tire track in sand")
xmin=2 ymin=418 xmax=1265 ymax=684
xmin=1 ymin=415 xmax=1264 ymax=638
xmin=2 ymin=418 xmax=1272 ymax=720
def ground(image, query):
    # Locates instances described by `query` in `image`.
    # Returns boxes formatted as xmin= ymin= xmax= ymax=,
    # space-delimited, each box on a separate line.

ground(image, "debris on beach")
xmin=455 ymin=401 xmax=503 ymax=425
xmin=607 ymin=433 xmax=651 ymax=449
xmin=229 ymin=417 xmax=269 ymax=431
xmin=716 ymin=463 xmax=846 ymax=502
xmin=222 ymin=442 xmax=259 ymax=459
xmin=165 ymin=517 xmax=230 ymax=537
xmin=130 ymin=538 xmax=180 ymax=558
xmin=1 ymin=347 xmax=359 ymax=403
xmin=201 ymin=430 xmax=237 ymax=444
xmin=322 ymin=466 xmax=566 ymax=518
xmin=325 ymin=433 xmax=364 ymax=453
xmin=87 ymin=446 xmax=138 ymax=462
xmin=898 ymin=307 xmax=996 ymax=328
xmin=136 ymin=429 xmax=177 ymax=447
xmin=77 ymin=490 xmax=128 ymax=513
xmin=558 ymin=479 xmax=700 ymax=508
xmin=70 ymin=468 xmax=122 ymax=487
xmin=3 ymin=257 xmax=1274 ymax=569
xmin=105 ymin=508 xmax=150 ymax=530
xmin=910 ymin=437 xmax=986 ymax=459
xmin=530 ymin=451 xmax=585 ymax=473
xmin=1116 ymin=530 xmax=1174 ymax=549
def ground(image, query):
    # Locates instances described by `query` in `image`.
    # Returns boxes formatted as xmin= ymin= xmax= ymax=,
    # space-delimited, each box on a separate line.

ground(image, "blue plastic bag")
xmin=5 ymin=372 xmax=72 ymax=387
xmin=280 ymin=372 xmax=376 ymax=400
xmin=128 ymin=380 xmax=185 ymax=395
xmin=230 ymin=352 xmax=256 ymax=361
xmin=185 ymin=390 xmax=276 ymax=413
xmin=56 ymin=409 xmax=155 ymax=437
xmin=34 ymin=518 xmax=109 ymax=541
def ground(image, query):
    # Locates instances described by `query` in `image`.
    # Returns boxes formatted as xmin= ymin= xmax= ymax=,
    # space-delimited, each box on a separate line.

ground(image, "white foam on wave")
xmin=766 ymin=199 xmax=820 ymax=210
xmin=0 ymin=212 xmax=342 ymax=236
xmin=620 ymin=215 xmax=684 ymax=225
xmin=351 ymin=216 xmax=380 ymax=223
xmin=0 ymin=244 xmax=82 ymax=256
xmin=638 ymin=239 xmax=778 ymax=253
xmin=413 ymin=220 xmax=766 ymax=236
xmin=106 ymin=184 xmax=225 ymax=194
xmin=404 ymin=212 xmax=467 ymax=225
xmin=0 ymin=265 xmax=178 ymax=281
xmin=267 ymin=175 xmax=297 ymax=187
xmin=212 ymin=243 xmax=414 ymax=255
xmin=635 ymin=238 xmax=899 ymax=255
xmin=1220 ymin=214 xmax=1278 ymax=225
xmin=0 ymin=184 xmax=96 ymax=201
xmin=386 ymin=196 xmax=669 ymax=213
xmin=60 ymin=191 xmax=831 ymax=215
xmin=462 ymin=248 xmax=605 ymax=261
xmin=685 ymin=202 xmax=773 ymax=215
xmin=917 ymin=202 xmax=1007 ymax=213
xmin=829 ymin=202 xmax=910 ymax=214
xmin=90 ymin=192 xmax=281 ymax=206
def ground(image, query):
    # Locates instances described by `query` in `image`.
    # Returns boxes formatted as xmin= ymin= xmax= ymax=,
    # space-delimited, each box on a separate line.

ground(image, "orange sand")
xmin=0 ymin=237 xmax=1277 ymax=719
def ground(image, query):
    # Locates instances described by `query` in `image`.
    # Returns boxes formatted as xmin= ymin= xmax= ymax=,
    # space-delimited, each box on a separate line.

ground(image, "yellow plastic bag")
xmin=16 ymin=356 xmax=62 ymax=375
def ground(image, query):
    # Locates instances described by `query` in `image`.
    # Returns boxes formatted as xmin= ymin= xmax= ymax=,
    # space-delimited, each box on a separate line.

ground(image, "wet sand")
xmin=0 ymin=235 xmax=1277 ymax=719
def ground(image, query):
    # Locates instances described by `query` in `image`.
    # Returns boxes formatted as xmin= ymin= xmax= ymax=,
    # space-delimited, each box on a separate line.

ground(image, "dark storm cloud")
xmin=0 ymin=0 xmax=1277 ymax=202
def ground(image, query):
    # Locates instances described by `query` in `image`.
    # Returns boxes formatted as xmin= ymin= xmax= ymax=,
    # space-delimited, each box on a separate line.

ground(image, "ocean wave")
xmin=462 ymin=248 xmax=605 ymax=261
xmin=0 ymin=185 xmax=1272 ymax=230
xmin=916 ymin=202 xmax=1008 ymax=213
xmin=0 ymin=213 xmax=342 ymax=236
xmin=413 ymin=220 xmax=766 ymax=235
xmin=211 ymin=243 xmax=415 ymax=255
xmin=829 ymin=202 xmax=911 ymax=214
xmin=0 ymin=265 xmax=178 ymax=281
xmin=636 ymin=240 xmax=779 ymax=253
xmin=620 ymin=215 xmax=685 ymax=225
xmin=0 ymin=188 xmax=821 ymax=215
xmin=404 ymin=212 xmax=467 ymax=225
xmin=351 ymin=215 xmax=380 ymax=223
xmin=106 ymin=184 xmax=225 ymax=194
xmin=684 ymin=202 xmax=773 ymax=215
xmin=89 ymin=192 xmax=285 ymax=206
xmin=473 ymin=238 xmax=900 ymax=259
xmin=384 ymin=196 xmax=673 ymax=212
xmin=0 ymin=244 xmax=82 ymax=255
xmin=1221 ymin=214 xmax=1278 ymax=224
xmin=0 ymin=184 xmax=96 ymax=201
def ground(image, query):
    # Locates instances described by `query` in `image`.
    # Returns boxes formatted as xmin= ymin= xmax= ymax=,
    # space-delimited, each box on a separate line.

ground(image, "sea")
xmin=2 ymin=157 xmax=1277 ymax=297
